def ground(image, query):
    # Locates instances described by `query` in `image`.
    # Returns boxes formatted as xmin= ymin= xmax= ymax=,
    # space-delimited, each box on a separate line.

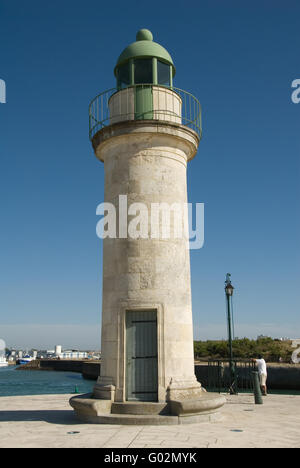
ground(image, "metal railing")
xmin=88 ymin=84 xmax=202 ymax=140
xmin=195 ymin=360 xmax=256 ymax=394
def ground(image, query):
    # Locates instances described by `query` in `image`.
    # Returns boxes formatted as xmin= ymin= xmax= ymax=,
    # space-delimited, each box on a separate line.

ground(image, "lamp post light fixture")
xmin=225 ymin=273 xmax=236 ymax=394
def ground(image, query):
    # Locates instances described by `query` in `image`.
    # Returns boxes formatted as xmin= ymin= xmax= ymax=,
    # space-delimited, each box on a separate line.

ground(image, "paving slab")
xmin=0 ymin=393 xmax=299 ymax=448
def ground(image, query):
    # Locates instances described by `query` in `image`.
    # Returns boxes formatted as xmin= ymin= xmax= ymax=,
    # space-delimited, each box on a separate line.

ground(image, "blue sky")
xmin=0 ymin=0 xmax=299 ymax=349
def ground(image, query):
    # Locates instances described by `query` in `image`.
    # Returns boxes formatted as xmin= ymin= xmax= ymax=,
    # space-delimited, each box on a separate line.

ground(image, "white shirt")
xmin=256 ymin=358 xmax=267 ymax=375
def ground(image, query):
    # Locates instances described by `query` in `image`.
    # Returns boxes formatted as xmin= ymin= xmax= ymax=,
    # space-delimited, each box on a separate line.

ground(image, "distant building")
xmin=51 ymin=344 xmax=88 ymax=359
xmin=56 ymin=350 xmax=88 ymax=359
xmin=257 ymin=335 xmax=271 ymax=340
xmin=292 ymin=339 xmax=300 ymax=348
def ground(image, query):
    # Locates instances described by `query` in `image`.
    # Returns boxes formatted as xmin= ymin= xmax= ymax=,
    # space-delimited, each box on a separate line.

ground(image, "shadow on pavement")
xmin=0 ymin=410 xmax=82 ymax=425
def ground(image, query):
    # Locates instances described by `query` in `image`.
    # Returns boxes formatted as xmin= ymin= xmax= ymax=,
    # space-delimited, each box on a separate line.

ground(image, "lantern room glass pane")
xmin=134 ymin=58 xmax=153 ymax=84
xmin=157 ymin=60 xmax=170 ymax=86
xmin=118 ymin=62 xmax=130 ymax=89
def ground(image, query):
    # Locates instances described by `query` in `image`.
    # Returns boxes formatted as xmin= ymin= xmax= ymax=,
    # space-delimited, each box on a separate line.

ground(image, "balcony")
xmin=89 ymin=84 xmax=202 ymax=141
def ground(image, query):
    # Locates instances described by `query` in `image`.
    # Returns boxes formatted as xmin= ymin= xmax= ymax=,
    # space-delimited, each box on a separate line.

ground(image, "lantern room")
xmin=114 ymin=29 xmax=175 ymax=90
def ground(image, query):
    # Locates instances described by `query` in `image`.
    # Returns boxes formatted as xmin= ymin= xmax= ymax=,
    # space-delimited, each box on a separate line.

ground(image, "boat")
xmin=0 ymin=356 xmax=8 ymax=368
xmin=17 ymin=355 xmax=33 ymax=365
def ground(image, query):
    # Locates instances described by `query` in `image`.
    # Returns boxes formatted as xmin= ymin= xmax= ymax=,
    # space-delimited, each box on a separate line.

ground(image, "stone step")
xmin=90 ymin=413 xmax=179 ymax=425
xmin=75 ymin=411 xmax=222 ymax=425
xmin=70 ymin=393 xmax=226 ymax=425
xmin=111 ymin=401 xmax=170 ymax=415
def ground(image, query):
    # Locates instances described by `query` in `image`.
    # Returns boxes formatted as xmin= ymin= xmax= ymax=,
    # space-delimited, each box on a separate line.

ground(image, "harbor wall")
xmin=17 ymin=360 xmax=300 ymax=390
xmin=17 ymin=359 xmax=101 ymax=379
xmin=195 ymin=364 xmax=300 ymax=391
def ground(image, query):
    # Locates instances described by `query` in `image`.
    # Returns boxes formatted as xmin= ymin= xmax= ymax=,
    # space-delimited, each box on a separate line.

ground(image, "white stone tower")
xmin=70 ymin=29 xmax=225 ymax=423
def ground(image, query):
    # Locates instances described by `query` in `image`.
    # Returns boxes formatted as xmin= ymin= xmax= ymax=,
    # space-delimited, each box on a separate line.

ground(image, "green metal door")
xmin=126 ymin=310 xmax=158 ymax=401
xmin=134 ymin=86 xmax=153 ymax=120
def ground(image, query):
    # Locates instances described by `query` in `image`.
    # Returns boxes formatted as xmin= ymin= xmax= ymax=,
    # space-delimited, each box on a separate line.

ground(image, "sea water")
xmin=0 ymin=366 xmax=94 ymax=397
xmin=1 ymin=366 xmax=299 ymax=397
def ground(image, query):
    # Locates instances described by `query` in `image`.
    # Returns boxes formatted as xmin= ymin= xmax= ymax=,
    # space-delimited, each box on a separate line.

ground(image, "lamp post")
xmin=225 ymin=273 xmax=236 ymax=394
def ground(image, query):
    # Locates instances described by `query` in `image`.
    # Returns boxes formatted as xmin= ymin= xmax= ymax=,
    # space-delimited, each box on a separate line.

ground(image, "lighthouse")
xmin=70 ymin=30 xmax=225 ymax=423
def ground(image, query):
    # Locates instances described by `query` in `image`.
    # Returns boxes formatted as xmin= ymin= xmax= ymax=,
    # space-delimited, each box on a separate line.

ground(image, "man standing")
xmin=252 ymin=355 xmax=267 ymax=395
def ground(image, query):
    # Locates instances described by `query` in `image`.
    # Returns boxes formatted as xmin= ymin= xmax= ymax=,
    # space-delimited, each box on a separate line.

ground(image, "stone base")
xmin=69 ymin=392 xmax=226 ymax=425
xmin=166 ymin=377 xmax=203 ymax=401
xmin=93 ymin=376 xmax=116 ymax=400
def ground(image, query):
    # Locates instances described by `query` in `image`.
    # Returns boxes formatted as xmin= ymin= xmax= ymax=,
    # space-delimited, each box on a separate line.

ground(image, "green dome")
xmin=114 ymin=29 xmax=175 ymax=77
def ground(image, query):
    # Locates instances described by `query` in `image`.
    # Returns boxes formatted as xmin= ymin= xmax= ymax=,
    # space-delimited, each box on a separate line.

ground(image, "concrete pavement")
xmin=0 ymin=393 xmax=299 ymax=448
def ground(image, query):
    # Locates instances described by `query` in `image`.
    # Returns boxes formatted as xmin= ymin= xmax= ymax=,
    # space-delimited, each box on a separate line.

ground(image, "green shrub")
xmin=194 ymin=338 xmax=292 ymax=362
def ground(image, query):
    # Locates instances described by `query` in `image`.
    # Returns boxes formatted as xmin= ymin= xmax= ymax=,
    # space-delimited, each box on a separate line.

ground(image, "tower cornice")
xmin=92 ymin=119 xmax=200 ymax=163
